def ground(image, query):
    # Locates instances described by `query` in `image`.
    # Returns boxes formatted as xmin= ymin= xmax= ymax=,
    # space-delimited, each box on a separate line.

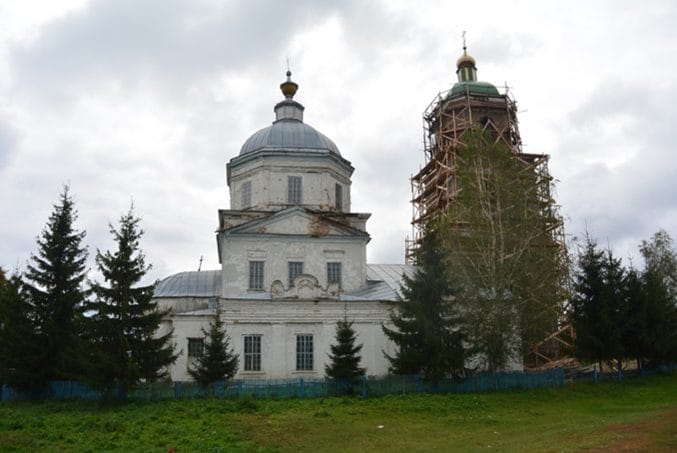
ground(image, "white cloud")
xmin=1 ymin=0 xmax=676 ymax=281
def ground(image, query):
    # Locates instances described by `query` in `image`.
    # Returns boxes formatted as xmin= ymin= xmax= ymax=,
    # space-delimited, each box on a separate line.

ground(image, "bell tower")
xmin=407 ymin=43 xmax=541 ymax=263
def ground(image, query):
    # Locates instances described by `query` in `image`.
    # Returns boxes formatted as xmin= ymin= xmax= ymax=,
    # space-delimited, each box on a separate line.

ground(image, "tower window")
xmin=249 ymin=261 xmax=264 ymax=290
xmin=327 ymin=262 xmax=342 ymax=288
xmin=241 ymin=181 xmax=251 ymax=209
xmin=335 ymin=184 xmax=343 ymax=211
xmin=288 ymin=176 xmax=302 ymax=205
xmin=288 ymin=261 xmax=304 ymax=287
xmin=296 ymin=334 xmax=313 ymax=371
xmin=244 ymin=335 xmax=262 ymax=372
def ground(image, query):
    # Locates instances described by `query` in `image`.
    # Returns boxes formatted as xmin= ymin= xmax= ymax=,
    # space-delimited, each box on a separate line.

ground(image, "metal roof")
xmin=153 ymin=264 xmax=415 ymax=301
xmin=239 ymin=119 xmax=341 ymax=156
xmin=447 ymin=81 xmax=501 ymax=99
xmin=153 ymin=270 xmax=221 ymax=298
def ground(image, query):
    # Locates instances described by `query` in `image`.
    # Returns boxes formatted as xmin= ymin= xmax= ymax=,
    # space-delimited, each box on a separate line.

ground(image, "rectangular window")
xmin=287 ymin=176 xmax=302 ymax=205
xmin=244 ymin=335 xmax=262 ymax=371
xmin=249 ymin=261 xmax=264 ymax=290
xmin=241 ymin=181 xmax=251 ymax=209
xmin=288 ymin=261 xmax=304 ymax=287
xmin=327 ymin=262 xmax=342 ymax=288
xmin=187 ymin=338 xmax=204 ymax=358
xmin=296 ymin=334 xmax=313 ymax=371
xmin=335 ymin=183 xmax=343 ymax=211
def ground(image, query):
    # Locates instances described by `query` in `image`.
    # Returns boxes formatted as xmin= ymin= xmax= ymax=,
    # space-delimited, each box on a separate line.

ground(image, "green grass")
xmin=0 ymin=374 xmax=675 ymax=452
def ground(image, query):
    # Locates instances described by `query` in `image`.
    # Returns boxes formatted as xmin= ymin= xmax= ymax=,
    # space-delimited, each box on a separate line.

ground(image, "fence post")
xmin=300 ymin=378 xmax=305 ymax=398
xmin=593 ymin=367 xmax=599 ymax=383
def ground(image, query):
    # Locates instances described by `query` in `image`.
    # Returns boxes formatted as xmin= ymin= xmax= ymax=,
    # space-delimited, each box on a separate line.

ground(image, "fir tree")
xmin=24 ymin=186 xmax=88 ymax=384
xmin=622 ymin=268 xmax=650 ymax=369
xmin=640 ymin=266 xmax=677 ymax=365
xmin=0 ymin=272 xmax=43 ymax=390
xmin=570 ymin=236 xmax=626 ymax=372
xmin=382 ymin=223 xmax=466 ymax=382
xmin=87 ymin=207 xmax=177 ymax=396
xmin=325 ymin=316 xmax=365 ymax=391
xmin=188 ymin=309 xmax=239 ymax=388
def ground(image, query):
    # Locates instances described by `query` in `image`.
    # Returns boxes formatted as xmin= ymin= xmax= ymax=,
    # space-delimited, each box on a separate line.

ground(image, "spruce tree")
xmin=0 ymin=272 xmax=43 ymax=390
xmin=24 ymin=186 xmax=88 ymax=384
xmin=187 ymin=309 xmax=239 ymax=388
xmin=570 ymin=236 xmax=626 ymax=372
xmin=87 ymin=207 xmax=177 ymax=395
xmin=382 ymin=223 xmax=466 ymax=382
xmin=623 ymin=268 xmax=650 ymax=369
xmin=599 ymin=247 xmax=627 ymax=372
xmin=325 ymin=316 xmax=365 ymax=391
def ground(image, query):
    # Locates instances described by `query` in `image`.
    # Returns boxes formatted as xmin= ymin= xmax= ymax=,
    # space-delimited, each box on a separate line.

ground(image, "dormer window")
xmin=288 ymin=176 xmax=302 ymax=205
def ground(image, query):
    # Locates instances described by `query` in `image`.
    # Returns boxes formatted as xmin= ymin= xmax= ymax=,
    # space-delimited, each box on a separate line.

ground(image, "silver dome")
xmin=239 ymin=119 xmax=341 ymax=156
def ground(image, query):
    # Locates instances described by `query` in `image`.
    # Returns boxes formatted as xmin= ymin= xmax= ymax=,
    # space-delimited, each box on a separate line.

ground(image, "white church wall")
xmin=220 ymin=235 xmax=368 ymax=297
xmin=169 ymin=312 xmax=216 ymax=382
xmin=166 ymin=299 xmax=397 ymax=381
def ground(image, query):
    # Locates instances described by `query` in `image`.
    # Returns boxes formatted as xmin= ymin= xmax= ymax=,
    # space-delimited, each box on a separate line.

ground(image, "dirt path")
xmin=589 ymin=410 xmax=676 ymax=452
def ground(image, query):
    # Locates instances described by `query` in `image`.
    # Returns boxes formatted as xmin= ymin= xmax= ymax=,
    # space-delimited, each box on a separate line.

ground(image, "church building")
xmin=153 ymin=71 xmax=412 ymax=381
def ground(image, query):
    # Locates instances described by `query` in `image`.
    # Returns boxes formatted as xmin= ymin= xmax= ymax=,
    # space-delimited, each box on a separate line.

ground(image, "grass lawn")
xmin=0 ymin=373 xmax=675 ymax=452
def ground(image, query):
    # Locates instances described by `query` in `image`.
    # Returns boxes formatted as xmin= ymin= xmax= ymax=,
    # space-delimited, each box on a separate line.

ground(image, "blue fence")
xmin=3 ymin=365 xmax=674 ymax=403
xmin=1 ymin=369 xmax=566 ymax=402
xmin=566 ymin=363 xmax=676 ymax=383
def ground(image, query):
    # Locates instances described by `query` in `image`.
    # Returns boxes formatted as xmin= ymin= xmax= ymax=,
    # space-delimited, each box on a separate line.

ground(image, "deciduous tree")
xmin=440 ymin=129 xmax=566 ymax=371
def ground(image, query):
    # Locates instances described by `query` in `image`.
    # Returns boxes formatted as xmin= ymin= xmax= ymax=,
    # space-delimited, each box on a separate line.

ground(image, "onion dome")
xmin=447 ymin=42 xmax=500 ymax=99
xmin=456 ymin=43 xmax=478 ymax=82
xmin=239 ymin=71 xmax=341 ymax=156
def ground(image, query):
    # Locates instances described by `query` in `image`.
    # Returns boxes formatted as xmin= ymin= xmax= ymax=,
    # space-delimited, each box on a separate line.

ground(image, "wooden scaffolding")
xmin=407 ymin=86 xmax=571 ymax=367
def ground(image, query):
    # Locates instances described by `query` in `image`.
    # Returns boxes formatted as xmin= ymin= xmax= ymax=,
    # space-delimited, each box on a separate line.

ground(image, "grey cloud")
xmin=0 ymin=118 xmax=18 ymax=171
xmin=10 ymin=0 xmax=341 ymax=94
xmin=557 ymin=80 xmax=677 ymax=257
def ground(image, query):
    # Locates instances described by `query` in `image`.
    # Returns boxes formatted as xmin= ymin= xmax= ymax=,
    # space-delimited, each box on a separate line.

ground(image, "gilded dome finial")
xmin=456 ymin=31 xmax=477 ymax=82
xmin=280 ymin=68 xmax=298 ymax=99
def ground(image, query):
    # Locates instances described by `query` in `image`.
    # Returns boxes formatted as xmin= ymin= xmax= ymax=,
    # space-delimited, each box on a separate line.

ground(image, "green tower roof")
xmin=447 ymin=80 xmax=501 ymax=98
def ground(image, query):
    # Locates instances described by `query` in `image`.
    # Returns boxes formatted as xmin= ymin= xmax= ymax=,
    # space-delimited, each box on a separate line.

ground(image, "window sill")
xmin=240 ymin=371 xmax=266 ymax=377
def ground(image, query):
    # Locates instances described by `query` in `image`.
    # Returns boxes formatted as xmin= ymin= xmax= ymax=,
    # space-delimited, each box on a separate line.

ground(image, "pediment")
xmin=226 ymin=208 xmax=367 ymax=238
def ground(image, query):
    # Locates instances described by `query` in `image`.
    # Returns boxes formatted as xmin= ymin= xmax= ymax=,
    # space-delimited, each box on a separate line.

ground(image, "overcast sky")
xmin=1 ymin=0 xmax=675 ymax=282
